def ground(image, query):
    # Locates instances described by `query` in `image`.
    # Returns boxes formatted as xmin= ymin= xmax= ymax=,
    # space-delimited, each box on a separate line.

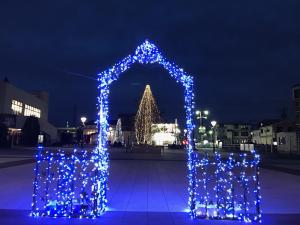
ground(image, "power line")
xmin=54 ymin=67 xmax=97 ymax=81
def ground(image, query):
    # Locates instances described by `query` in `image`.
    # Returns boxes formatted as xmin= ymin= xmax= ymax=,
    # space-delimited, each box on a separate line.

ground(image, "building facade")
xmin=118 ymin=113 xmax=136 ymax=147
xmin=251 ymin=119 xmax=297 ymax=152
xmin=217 ymin=123 xmax=252 ymax=145
xmin=81 ymin=117 xmax=131 ymax=146
xmin=292 ymin=84 xmax=300 ymax=152
xmin=277 ymin=131 xmax=297 ymax=152
xmin=0 ymin=79 xmax=57 ymax=144
xmin=151 ymin=122 xmax=180 ymax=146
xmin=293 ymin=84 xmax=300 ymax=126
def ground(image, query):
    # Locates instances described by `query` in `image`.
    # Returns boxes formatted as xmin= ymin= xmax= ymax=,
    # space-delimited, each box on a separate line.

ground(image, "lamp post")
xmin=80 ymin=116 xmax=87 ymax=147
xmin=80 ymin=116 xmax=87 ymax=126
xmin=196 ymin=110 xmax=209 ymax=143
xmin=209 ymin=130 xmax=213 ymax=143
xmin=211 ymin=120 xmax=217 ymax=153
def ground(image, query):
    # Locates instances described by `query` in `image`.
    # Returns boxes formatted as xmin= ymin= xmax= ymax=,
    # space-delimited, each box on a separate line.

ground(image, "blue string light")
xmin=31 ymin=39 xmax=197 ymax=218
xmin=195 ymin=151 xmax=262 ymax=223
xmin=96 ymin=39 xmax=197 ymax=216
xmin=30 ymin=40 xmax=261 ymax=223
xmin=31 ymin=148 xmax=105 ymax=218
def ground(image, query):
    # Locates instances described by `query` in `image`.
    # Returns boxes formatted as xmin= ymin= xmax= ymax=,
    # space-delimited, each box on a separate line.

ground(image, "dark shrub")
xmin=21 ymin=116 xmax=40 ymax=146
xmin=0 ymin=123 xmax=8 ymax=147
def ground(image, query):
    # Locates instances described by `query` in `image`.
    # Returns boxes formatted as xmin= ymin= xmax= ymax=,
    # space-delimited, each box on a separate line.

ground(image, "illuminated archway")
xmin=30 ymin=40 xmax=261 ymax=222
xmin=96 ymin=40 xmax=197 ymax=216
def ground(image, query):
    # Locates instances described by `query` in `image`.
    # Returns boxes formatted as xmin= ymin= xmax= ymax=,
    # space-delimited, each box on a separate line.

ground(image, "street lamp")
xmin=211 ymin=120 xmax=217 ymax=153
xmin=80 ymin=116 xmax=87 ymax=126
xmin=211 ymin=120 xmax=217 ymax=127
xmin=79 ymin=116 xmax=87 ymax=148
xmin=196 ymin=110 xmax=209 ymax=143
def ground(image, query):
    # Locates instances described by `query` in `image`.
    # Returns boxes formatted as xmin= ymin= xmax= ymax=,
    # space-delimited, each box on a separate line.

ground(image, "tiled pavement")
xmin=0 ymin=209 xmax=300 ymax=225
xmin=1 ymin=151 xmax=300 ymax=224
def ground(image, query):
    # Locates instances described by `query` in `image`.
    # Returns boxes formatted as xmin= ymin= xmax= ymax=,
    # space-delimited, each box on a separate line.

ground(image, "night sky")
xmin=0 ymin=0 xmax=300 ymax=127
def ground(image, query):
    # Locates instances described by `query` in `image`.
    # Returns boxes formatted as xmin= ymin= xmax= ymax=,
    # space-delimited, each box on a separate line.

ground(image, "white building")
xmin=251 ymin=119 xmax=297 ymax=152
xmin=0 ymin=79 xmax=57 ymax=144
xmin=251 ymin=129 xmax=262 ymax=145
xmin=151 ymin=122 xmax=180 ymax=146
xmin=277 ymin=132 xmax=297 ymax=152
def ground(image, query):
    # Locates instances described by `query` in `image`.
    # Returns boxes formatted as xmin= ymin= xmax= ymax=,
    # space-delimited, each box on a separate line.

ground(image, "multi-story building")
xmin=0 ymin=79 xmax=57 ymax=144
xmin=252 ymin=120 xmax=279 ymax=146
xmin=251 ymin=119 xmax=297 ymax=152
xmin=217 ymin=123 xmax=252 ymax=145
xmin=277 ymin=131 xmax=297 ymax=152
xmin=292 ymin=84 xmax=300 ymax=151
xmin=293 ymin=84 xmax=300 ymax=126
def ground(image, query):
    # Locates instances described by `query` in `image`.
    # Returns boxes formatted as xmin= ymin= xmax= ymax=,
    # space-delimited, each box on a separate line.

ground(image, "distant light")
xmin=211 ymin=120 xmax=217 ymax=127
xmin=80 ymin=116 xmax=87 ymax=124
xmin=152 ymin=132 xmax=176 ymax=146
xmin=199 ymin=126 xmax=206 ymax=133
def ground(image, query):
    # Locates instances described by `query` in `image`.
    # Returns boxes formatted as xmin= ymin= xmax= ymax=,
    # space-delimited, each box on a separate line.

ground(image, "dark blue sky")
xmin=0 ymin=0 xmax=299 ymax=126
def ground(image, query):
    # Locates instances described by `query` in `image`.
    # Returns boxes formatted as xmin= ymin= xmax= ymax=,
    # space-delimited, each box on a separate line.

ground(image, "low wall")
xmin=130 ymin=145 xmax=162 ymax=154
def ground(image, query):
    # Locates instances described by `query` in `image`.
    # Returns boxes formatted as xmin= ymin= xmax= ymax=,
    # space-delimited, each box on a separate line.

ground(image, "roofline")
xmin=292 ymin=83 xmax=300 ymax=88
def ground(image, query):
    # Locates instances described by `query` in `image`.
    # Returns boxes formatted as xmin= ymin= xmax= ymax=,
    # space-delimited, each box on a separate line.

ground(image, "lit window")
xmin=24 ymin=104 xmax=41 ymax=118
xmin=11 ymin=100 xmax=23 ymax=115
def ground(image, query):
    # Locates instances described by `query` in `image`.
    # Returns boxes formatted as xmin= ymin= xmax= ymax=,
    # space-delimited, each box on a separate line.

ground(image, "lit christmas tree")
xmin=135 ymin=85 xmax=160 ymax=144
xmin=115 ymin=118 xmax=124 ymax=144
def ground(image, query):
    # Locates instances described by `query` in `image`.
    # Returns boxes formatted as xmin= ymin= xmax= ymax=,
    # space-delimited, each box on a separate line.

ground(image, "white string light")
xmin=135 ymin=85 xmax=160 ymax=144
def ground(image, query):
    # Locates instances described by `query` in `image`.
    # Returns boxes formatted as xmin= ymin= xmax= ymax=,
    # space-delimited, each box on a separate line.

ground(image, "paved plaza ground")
xmin=0 ymin=149 xmax=300 ymax=224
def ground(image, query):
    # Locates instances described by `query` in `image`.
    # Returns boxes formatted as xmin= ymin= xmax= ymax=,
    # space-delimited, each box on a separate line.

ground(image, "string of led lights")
xmin=135 ymin=84 xmax=160 ymax=144
xmin=31 ymin=40 xmax=197 ymax=218
xmin=195 ymin=151 xmax=262 ymax=222
xmin=96 ymin=39 xmax=197 ymax=216
xmin=31 ymin=40 xmax=261 ymax=222
xmin=31 ymin=147 xmax=104 ymax=218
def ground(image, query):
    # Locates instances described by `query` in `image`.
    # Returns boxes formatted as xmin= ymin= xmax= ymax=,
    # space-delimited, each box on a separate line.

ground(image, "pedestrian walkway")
xmin=1 ymin=152 xmax=300 ymax=224
xmin=1 ymin=209 xmax=300 ymax=225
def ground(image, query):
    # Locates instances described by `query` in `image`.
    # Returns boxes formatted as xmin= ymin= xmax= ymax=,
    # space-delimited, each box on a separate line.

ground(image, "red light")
xmin=182 ymin=140 xmax=189 ymax=145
